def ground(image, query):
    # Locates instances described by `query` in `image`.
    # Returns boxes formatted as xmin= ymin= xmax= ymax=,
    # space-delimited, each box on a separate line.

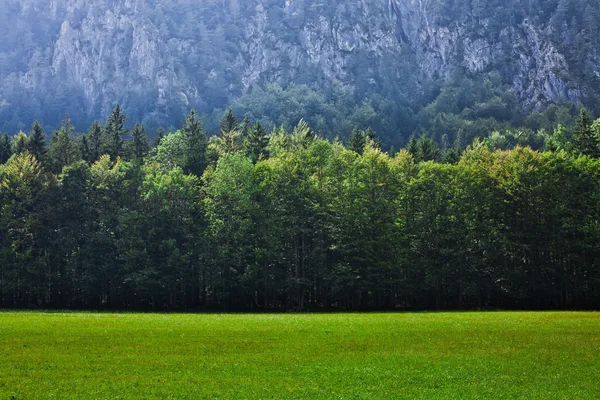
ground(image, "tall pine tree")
xmin=572 ymin=110 xmax=600 ymax=158
xmin=86 ymin=121 xmax=103 ymax=163
xmin=349 ymin=127 xmax=367 ymax=155
xmin=103 ymin=104 xmax=127 ymax=160
xmin=182 ymin=109 xmax=208 ymax=177
xmin=129 ymin=123 xmax=149 ymax=162
xmin=220 ymin=109 xmax=238 ymax=135
xmin=0 ymin=133 xmax=11 ymax=163
xmin=48 ymin=115 xmax=80 ymax=173
xmin=247 ymin=121 xmax=269 ymax=162
xmin=27 ymin=121 xmax=47 ymax=164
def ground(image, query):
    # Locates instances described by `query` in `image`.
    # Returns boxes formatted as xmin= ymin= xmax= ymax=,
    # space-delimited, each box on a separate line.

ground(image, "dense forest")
xmin=1 ymin=107 xmax=599 ymax=311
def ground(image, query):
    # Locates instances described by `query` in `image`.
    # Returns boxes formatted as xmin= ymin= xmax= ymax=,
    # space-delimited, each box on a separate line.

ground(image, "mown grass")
xmin=0 ymin=312 xmax=598 ymax=399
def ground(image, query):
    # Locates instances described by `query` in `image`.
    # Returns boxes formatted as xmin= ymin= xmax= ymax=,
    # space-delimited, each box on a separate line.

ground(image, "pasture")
xmin=0 ymin=312 xmax=598 ymax=399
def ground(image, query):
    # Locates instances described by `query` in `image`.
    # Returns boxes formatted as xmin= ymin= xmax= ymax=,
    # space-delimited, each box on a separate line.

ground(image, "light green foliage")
xmin=11 ymin=131 xmax=28 ymax=155
xmin=267 ymin=125 xmax=290 ymax=157
xmin=545 ymin=124 xmax=570 ymax=152
xmin=152 ymin=130 xmax=188 ymax=169
xmin=204 ymin=153 xmax=256 ymax=299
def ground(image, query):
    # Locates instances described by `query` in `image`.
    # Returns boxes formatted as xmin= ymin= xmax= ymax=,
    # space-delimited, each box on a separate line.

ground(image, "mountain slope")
xmin=1 ymin=0 xmax=598 ymax=142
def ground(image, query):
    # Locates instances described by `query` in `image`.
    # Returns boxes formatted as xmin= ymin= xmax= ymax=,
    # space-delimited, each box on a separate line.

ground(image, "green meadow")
xmin=0 ymin=312 xmax=598 ymax=399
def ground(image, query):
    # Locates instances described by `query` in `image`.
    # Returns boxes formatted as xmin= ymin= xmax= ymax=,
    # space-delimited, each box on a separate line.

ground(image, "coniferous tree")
xmin=407 ymin=136 xmax=419 ymax=161
xmin=220 ymin=109 xmax=238 ymax=135
xmin=349 ymin=127 xmax=367 ymax=155
xmin=292 ymin=119 xmax=315 ymax=149
xmin=154 ymin=127 xmax=166 ymax=148
xmin=129 ymin=123 xmax=149 ymax=162
xmin=365 ymin=127 xmax=380 ymax=149
xmin=79 ymin=135 xmax=91 ymax=164
xmin=182 ymin=109 xmax=208 ymax=176
xmin=444 ymin=147 xmax=461 ymax=164
xmin=86 ymin=121 xmax=103 ymax=163
xmin=103 ymin=104 xmax=127 ymax=160
xmin=240 ymin=113 xmax=252 ymax=139
xmin=11 ymin=132 xmax=29 ymax=156
xmin=417 ymin=136 xmax=443 ymax=162
xmin=0 ymin=133 xmax=11 ymax=163
xmin=572 ymin=110 xmax=600 ymax=158
xmin=27 ymin=121 xmax=47 ymax=164
xmin=247 ymin=121 xmax=269 ymax=162
xmin=48 ymin=115 xmax=80 ymax=172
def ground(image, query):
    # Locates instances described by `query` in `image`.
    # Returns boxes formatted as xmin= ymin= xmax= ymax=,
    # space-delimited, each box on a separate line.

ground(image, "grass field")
xmin=0 ymin=312 xmax=598 ymax=399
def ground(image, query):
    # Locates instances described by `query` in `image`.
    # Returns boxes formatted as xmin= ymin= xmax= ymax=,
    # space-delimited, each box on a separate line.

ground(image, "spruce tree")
xmin=154 ymin=127 xmax=166 ymax=148
xmin=572 ymin=110 xmax=600 ymax=158
xmin=48 ymin=115 xmax=80 ymax=172
xmin=220 ymin=109 xmax=238 ymax=134
xmin=11 ymin=132 xmax=28 ymax=156
xmin=27 ymin=121 xmax=47 ymax=164
xmin=407 ymin=136 xmax=419 ymax=161
xmin=79 ymin=135 xmax=91 ymax=164
xmin=417 ymin=136 xmax=442 ymax=162
xmin=349 ymin=127 xmax=366 ymax=155
xmin=0 ymin=133 xmax=12 ymax=163
xmin=247 ymin=121 xmax=269 ymax=162
xmin=365 ymin=127 xmax=380 ymax=149
xmin=292 ymin=119 xmax=315 ymax=149
xmin=444 ymin=148 xmax=461 ymax=164
xmin=103 ymin=104 xmax=127 ymax=160
xmin=240 ymin=113 xmax=252 ymax=139
xmin=86 ymin=121 xmax=103 ymax=163
xmin=129 ymin=123 xmax=149 ymax=162
xmin=183 ymin=109 xmax=208 ymax=176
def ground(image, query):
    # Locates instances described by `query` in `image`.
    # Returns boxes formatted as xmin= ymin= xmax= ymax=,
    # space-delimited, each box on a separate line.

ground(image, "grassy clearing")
xmin=0 ymin=312 xmax=598 ymax=399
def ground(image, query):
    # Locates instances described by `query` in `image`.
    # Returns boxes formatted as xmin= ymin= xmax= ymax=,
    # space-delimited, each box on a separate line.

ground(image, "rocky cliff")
xmin=0 ymin=0 xmax=597 ymax=132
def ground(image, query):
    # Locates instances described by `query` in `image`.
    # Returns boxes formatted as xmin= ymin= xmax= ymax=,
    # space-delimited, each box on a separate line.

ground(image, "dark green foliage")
xmin=246 ymin=121 xmax=269 ymax=162
xmin=128 ymin=123 xmax=149 ymax=162
xmin=407 ymin=136 xmax=419 ymax=159
xmin=444 ymin=147 xmax=461 ymax=164
xmin=84 ymin=121 xmax=103 ymax=163
xmin=103 ymin=104 xmax=127 ymax=160
xmin=182 ymin=109 xmax=208 ymax=176
xmin=416 ymin=136 xmax=443 ymax=162
xmin=572 ymin=110 xmax=600 ymax=157
xmin=48 ymin=115 xmax=80 ymax=173
xmin=27 ymin=122 xmax=47 ymax=164
xmin=155 ymin=127 xmax=166 ymax=147
xmin=0 ymin=133 xmax=11 ymax=163
xmin=220 ymin=109 xmax=238 ymax=135
xmin=349 ymin=127 xmax=367 ymax=154
xmin=240 ymin=113 xmax=252 ymax=139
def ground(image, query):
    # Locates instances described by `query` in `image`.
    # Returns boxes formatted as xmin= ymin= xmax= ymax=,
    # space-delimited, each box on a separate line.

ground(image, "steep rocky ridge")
xmin=0 ymin=0 xmax=596 ymax=133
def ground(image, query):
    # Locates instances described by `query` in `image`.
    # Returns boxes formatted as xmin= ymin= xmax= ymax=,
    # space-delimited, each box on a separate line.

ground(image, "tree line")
xmin=1 ymin=106 xmax=600 ymax=311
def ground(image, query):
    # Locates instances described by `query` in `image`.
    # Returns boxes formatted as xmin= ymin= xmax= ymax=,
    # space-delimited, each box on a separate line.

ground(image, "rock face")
xmin=0 ymin=0 xmax=595 ymax=128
